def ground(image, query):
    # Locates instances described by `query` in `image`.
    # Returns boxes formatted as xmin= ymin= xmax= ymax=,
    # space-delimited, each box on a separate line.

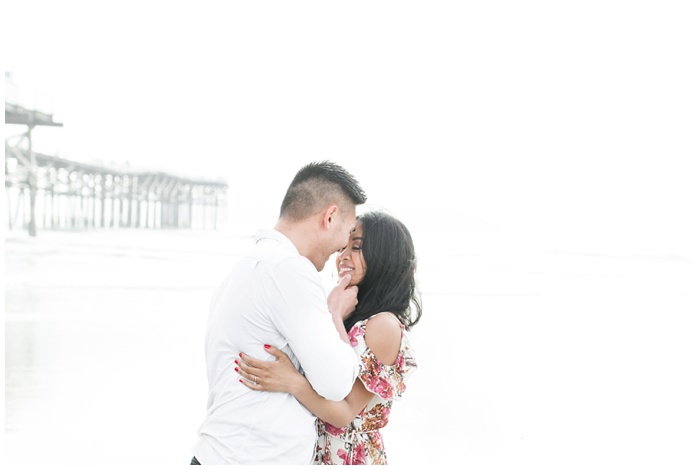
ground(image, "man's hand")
xmin=327 ymin=274 xmax=358 ymax=321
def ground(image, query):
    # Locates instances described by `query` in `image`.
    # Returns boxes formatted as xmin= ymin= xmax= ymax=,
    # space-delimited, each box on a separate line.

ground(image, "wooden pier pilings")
xmin=5 ymin=97 xmax=228 ymax=235
xmin=5 ymin=144 xmax=228 ymax=233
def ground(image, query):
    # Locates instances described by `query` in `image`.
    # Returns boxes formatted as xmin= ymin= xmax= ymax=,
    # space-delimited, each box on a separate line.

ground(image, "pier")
xmin=5 ymin=91 xmax=228 ymax=235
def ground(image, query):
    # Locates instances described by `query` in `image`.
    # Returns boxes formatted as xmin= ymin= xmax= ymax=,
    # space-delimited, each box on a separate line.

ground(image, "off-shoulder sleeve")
xmin=356 ymin=328 xmax=417 ymax=401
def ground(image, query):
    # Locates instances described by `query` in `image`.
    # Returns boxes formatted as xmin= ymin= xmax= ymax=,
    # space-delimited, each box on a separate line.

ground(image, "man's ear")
xmin=322 ymin=205 xmax=339 ymax=229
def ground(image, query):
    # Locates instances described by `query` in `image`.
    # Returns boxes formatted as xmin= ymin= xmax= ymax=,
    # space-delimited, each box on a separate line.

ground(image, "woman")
xmin=236 ymin=210 xmax=422 ymax=465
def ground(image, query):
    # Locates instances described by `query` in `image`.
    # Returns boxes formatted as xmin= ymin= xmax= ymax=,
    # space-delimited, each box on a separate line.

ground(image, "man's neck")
xmin=274 ymin=218 xmax=321 ymax=270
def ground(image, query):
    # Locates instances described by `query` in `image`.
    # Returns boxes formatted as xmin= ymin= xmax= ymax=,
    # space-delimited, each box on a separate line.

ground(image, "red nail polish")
xmin=234 ymin=359 xmax=238 ymax=365
xmin=239 ymin=353 xmax=242 ymax=358
xmin=234 ymin=367 xmax=239 ymax=372
xmin=264 ymin=344 xmax=271 ymax=349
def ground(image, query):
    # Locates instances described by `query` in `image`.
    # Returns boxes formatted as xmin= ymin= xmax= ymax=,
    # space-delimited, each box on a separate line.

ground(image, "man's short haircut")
xmin=280 ymin=161 xmax=367 ymax=221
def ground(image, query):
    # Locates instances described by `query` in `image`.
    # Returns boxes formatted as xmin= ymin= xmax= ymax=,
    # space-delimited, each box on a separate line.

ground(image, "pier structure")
xmin=5 ymin=98 xmax=228 ymax=235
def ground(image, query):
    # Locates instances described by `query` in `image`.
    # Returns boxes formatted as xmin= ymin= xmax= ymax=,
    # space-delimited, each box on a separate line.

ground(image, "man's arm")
xmin=238 ymin=347 xmax=374 ymax=428
xmin=269 ymin=259 xmax=359 ymax=401
xmin=238 ymin=314 xmax=403 ymax=427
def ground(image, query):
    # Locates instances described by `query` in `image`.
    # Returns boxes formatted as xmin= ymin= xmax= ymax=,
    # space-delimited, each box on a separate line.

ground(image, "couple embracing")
xmin=191 ymin=161 xmax=422 ymax=465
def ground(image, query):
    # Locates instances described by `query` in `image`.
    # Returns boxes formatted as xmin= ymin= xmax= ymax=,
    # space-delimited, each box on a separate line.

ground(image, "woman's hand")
xmin=327 ymin=274 xmax=358 ymax=321
xmin=236 ymin=345 xmax=306 ymax=395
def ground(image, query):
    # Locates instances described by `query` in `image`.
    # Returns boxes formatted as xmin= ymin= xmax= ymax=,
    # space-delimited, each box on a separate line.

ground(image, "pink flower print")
xmin=322 ymin=420 xmax=345 ymax=437
xmin=352 ymin=440 xmax=366 ymax=465
xmin=348 ymin=325 xmax=361 ymax=347
xmin=338 ymin=441 xmax=367 ymax=465
xmin=368 ymin=377 xmax=394 ymax=399
xmin=337 ymin=448 xmax=351 ymax=465
xmin=395 ymin=352 xmax=406 ymax=371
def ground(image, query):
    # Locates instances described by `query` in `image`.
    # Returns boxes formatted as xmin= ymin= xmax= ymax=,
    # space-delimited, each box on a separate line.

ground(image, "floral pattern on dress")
xmin=314 ymin=314 xmax=417 ymax=465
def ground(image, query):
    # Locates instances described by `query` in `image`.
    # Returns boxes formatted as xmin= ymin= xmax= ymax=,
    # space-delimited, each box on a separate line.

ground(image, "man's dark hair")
xmin=280 ymin=161 xmax=367 ymax=221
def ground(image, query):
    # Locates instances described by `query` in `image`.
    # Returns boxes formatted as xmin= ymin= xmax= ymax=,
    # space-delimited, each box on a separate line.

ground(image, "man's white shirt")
xmin=193 ymin=229 xmax=359 ymax=464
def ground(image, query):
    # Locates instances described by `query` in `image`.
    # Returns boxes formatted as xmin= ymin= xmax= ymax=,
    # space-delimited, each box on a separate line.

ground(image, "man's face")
xmin=309 ymin=205 xmax=358 ymax=272
xmin=338 ymin=208 xmax=358 ymax=250
xmin=327 ymin=206 xmax=357 ymax=260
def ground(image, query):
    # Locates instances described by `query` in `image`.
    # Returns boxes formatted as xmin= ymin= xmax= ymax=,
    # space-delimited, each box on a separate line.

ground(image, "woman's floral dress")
xmin=313 ymin=313 xmax=417 ymax=465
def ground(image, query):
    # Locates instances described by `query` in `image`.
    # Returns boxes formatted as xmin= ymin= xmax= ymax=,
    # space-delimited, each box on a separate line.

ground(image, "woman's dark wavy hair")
xmin=343 ymin=211 xmax=422 ymax=332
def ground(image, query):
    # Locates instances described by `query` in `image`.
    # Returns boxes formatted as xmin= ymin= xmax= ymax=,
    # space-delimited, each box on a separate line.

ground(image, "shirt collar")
xmin=254 ymin=229 xmax=299 ymax=255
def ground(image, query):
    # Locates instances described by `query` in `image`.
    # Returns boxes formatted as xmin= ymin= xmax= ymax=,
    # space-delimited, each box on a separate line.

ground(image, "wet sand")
xmin=5 ymin=229 xmax=699 ymax=467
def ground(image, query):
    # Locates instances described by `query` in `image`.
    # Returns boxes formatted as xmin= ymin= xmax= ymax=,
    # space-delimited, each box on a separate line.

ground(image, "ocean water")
xmin=4 ymin=228 xmax=699 ymax=467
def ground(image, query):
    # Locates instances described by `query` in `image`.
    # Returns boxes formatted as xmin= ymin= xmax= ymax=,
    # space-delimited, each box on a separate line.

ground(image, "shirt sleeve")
xmin=267 ymin=257 xmax=359 ymax=401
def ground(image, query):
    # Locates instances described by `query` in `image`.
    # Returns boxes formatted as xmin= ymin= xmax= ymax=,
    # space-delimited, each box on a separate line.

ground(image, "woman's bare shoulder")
xmin=364 ymin=313 xmax=402 ymax=366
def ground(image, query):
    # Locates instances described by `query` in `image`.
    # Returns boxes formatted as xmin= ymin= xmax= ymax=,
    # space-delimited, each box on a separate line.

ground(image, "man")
xmin=192 ymin=161 xmax=367 ymax=464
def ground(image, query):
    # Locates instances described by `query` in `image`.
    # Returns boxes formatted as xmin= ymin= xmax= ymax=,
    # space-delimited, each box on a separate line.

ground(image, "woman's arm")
xmin=237 ymin=346 xmax=374 ymax=428
xmin=292 ymin=376 xmax=375 ymax=428
xmin=237 ymin=314 xmax=402 ymax=428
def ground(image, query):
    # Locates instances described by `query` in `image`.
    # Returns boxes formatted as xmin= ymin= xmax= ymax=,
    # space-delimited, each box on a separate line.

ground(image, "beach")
xmin=4 ymin=0 xmax=699 ymax=466
xmin=4 ymin=227 xmax=700 ymax=467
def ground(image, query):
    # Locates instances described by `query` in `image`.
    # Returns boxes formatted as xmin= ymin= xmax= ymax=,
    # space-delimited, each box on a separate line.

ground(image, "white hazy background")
xmin=4 ymin=1 xmax=700 ymax=468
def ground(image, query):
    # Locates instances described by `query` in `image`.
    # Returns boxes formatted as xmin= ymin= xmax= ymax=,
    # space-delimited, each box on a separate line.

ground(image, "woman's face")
xmin=335 ymin=221 xmax=366 ymax=286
